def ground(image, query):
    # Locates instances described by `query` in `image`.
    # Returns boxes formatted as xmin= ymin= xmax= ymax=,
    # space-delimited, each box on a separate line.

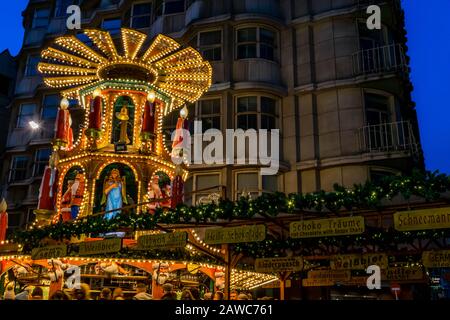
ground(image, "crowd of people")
xmin=2 ymin=282 xmax=261 ymax=301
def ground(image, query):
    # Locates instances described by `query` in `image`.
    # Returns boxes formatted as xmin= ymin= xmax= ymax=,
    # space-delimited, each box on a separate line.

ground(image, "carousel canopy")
xmin=38 ymin=28 xmax=212 ymax=109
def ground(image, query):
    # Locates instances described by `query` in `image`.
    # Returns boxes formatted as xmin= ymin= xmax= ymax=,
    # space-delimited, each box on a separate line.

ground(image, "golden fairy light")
xmin=38 ymin=28 xmax=212 ymax=109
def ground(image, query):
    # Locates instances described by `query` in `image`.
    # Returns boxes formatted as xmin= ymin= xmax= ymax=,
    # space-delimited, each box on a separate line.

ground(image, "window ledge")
xmin=235 ymin=58 xmax=278 ymax=64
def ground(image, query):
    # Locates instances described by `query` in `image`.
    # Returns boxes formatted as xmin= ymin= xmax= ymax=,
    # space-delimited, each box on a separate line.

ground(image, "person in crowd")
xmin=133 ymin=283 xmax=152 ymax=300
xmin=113 ymin=287 xmax=125 ymax=300
xmin=30 ymin=287 xmax=44 ymax=300
xmin=190 ymin=287 xmax=200 ymax=300
xmin=15 ymin=286 xmax=32 ymax=300
xmin=180 ymin=288 xmax=195 ymax=300
xmin=49 ymin=290 xmax=71 ymax=300
xmin=99 ymin=288 xmax=112 ymax=300
xmin=213 ymin=291 xmax=224 ymax=300
xmin=3 ymin=283 xmax=15 ymax=300
xmin=237 ymin=293 xmax=249 ymax=300
xmin=72 ymin=283 xmax=92 ymax=300
xmin=161 ymin=283 xmax=177 ymax=300
xmin=203 ymin=292 xmax=212 ymax=300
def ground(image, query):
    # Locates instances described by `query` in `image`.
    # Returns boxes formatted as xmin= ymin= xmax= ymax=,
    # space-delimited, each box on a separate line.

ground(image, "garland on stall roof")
xmin=13 ymin=170 xmax=450 ymax=249
xmin=233 ymin=227 xmax=450 ymax=259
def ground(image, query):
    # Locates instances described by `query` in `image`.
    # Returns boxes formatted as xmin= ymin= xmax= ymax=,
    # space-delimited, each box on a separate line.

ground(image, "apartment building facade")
xmin=1 ymin=0 xmax=422 ymax=234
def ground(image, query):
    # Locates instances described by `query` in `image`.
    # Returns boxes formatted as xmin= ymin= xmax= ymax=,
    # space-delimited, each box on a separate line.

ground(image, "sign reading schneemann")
xmin=255 ymin=257 xmax=303 ymax=273
xmin=204 ymin=225 xmax=266 ymax=244
xmin=290 ymin=216 xmax=364 ymax=238
xmin=394 ymin=207 xmax=450 ymax=231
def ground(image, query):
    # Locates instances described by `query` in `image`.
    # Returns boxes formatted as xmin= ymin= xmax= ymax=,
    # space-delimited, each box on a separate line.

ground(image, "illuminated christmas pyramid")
xmin=33 ymin=28 xmax=212 ymax=224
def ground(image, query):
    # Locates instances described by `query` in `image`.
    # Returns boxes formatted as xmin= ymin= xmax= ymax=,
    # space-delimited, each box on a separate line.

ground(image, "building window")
xmin=364 ymin=93 xmax=391 ymax=125
xmin=25 ymin=55 xmax=40 ymax=77
xmin=10 ymin=156 xmax=30 ymax=182
xmin=197 ymin=30 xmax=222 ymax=61
xmin=234 ymin=171 xmax=277 ymax=200
xmin=131 ymin=2 xmax=152 ymax=29
xmin=236 ymin=27 xmax=276 ymax=61
xmin=34 ymin=148 xmax=52 ymax=176
xmin=55 ymin=0 xmax=81 ymax=17
xmin=358 ymin=21 xmax=393 ymax=50
xmin=17 ymin=103 xmax=36 ymax=128
xmin=236 ymin=96 xmax=277 ymax=130
xmin=102 ymin=18 xmax=121 ymax=35
xmin=164 ymin=0 xmax=185 ymax=14
xmin=42 ymin=95 xmax=59 ymax=120
xmin=197 ymin=99 xmax=221 ymax=132
xmin=194 ymin=173 xmax=221 ymax=204
xmin=32 ymin=8 xmax=50 ymax=29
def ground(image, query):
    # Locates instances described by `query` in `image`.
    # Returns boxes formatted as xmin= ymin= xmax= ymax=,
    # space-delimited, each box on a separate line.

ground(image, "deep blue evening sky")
xmin=0 ymin=1 xmax=449 ymax=173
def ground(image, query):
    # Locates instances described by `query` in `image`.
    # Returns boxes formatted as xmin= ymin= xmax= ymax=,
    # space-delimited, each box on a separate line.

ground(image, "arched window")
xmin=236 ymin=96 xmax=278 ymax=130
xmin=236 ymin=26 xmax=277 ymax=61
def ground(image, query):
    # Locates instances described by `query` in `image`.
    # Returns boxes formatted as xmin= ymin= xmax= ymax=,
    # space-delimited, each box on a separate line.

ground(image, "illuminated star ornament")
xmin=38 ymin=28 xmax=212 ymax=111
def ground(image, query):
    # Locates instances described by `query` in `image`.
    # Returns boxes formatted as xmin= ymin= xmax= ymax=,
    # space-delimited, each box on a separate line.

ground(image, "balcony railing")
xmin=352 ymin=43 xmax=407 ymax=76
xmin=358 ymin=121 xmax=419 ymax=154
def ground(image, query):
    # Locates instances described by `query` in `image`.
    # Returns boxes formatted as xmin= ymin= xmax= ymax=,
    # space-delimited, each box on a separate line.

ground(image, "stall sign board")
xmin=394 ymin=207 xmax=450 ymax=231
xmin=383 ymin=267 xmax=424 ymax=281
xmin=302 ymin=278 xmax=335 ymax=287
xmin=79 ymin=238 xmax=122 ymax=256
xmin=204 ymin=225 xmax=266 ymax=244
xmin=261 ymin=280 xmax=292 ymax=289
xmin=307 ymin=270 xmax=351 ymax=281
xmin=335 ymin=276 xmax=368 ymax=286
xmin=290 ymin=216 xmax=364 ymax=239
xmin=31 ymin=245 xmax=67 ymax=260
xmin=255 ymin=257 xmax=303 ymax=273
xmin=331 ymin=253 xmax=388 ymax=270
xmin=422 ymin=250 xmax=450 ymax=268
xmin=137 ymin=232 xmax=188 ymax=250
xmin=0 ymin=243 xmax=19 ymax=254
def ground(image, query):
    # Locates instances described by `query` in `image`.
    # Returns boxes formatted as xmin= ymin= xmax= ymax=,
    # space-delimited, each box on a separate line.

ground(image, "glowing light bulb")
xmin=147 ymin=90 xmax=156 ymax=103
xmin=93 ymin=88 xmax=102 ymax=97
xmin=60 ymin=97 xmax=70 ymax=109
xmin=180 ymin=106 xmax=188 ymax=119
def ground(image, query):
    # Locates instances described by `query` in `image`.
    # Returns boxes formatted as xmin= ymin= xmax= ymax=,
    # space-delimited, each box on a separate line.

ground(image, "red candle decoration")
xmin=89 ymin=95 xmax=102 ymax=131
xmin=141 ymin=100 xmax=155 ymax=136
xmin=36 ymin=166 xmax=58 ymax=213
xmin=172 ymin=107 xmax=189 ymax=157
xmin=86 ymin=89 xmax=103 ymax=138
xmin=141 ymin=90 xmax=157 ymax=142
xmin=54 ymin=98 xmax=70 ymax=148
xmin=0 ymin=199 xmax=8 ymax=242
xmin=171 ymin=172 xmax=184 ymax=208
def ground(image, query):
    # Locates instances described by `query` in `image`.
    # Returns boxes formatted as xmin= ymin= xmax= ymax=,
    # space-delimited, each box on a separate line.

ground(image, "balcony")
xmin=357 ymin=121 xmax=419 ymax=154
xmin=352 ymin=43 xmax=407 ymax=76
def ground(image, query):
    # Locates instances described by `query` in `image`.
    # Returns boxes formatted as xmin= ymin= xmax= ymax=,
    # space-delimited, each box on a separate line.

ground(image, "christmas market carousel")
xmin=0 ymin=28 xmax=277 ymax=300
